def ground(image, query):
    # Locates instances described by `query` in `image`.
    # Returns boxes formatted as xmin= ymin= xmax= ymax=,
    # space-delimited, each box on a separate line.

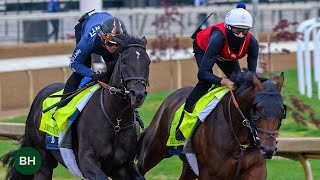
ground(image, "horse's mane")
xmin=230 ymin=69 xmax=268 ymax=93
xmin=122 ymin=35 xmax=146 ymax=47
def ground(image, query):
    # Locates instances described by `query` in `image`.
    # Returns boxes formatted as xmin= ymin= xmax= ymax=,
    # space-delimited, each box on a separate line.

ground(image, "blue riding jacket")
xmin=69 ymin=12 xmax=119 ymax=78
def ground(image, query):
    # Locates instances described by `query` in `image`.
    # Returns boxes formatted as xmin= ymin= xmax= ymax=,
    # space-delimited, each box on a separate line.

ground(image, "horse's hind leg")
xmin=34 ymin=148 xmax=58 ymax=179
xmin=179 ymin=160 xmax=197 ymax=180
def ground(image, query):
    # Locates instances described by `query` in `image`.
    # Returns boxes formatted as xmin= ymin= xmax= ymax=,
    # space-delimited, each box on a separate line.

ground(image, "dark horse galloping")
xmin=2 ymin=36 xmax=150 ymax=180
xmin=137 ymin=71 xmax=285 ymax=179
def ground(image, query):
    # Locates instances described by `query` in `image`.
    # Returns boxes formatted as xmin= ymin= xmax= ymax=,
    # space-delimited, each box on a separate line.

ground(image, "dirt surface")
xmin=0 ymin=42 xmax=75 ymax=59
xmin=0 ymin=34 xmax=272 ymax=59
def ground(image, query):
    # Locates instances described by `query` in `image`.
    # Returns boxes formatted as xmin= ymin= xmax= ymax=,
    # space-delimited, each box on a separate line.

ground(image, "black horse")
xmin=137 ymin=71 xmax=286 ymax=179
xmin=2 ymin=36 xmax=150 ymax=180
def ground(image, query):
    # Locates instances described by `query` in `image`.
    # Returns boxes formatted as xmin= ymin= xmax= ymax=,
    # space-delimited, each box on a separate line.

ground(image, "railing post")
xmin=0 ymin=80 xmax=1 ymax=112
xmin=297 ymin=155 xmax=313 ymax=180
xmin=176 ymin=60 xmax=182 ymax=89
xmin=27 ymin=70 xmax=34 ymax=107
xmin=61 ymin=67 xmax=69 ymax=82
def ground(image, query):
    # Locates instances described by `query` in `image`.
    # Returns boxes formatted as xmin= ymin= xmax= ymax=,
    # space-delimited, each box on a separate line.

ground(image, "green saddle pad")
xmin=166 ymin=86 xmax=229 ymax=147
xmin=39 ymin=84 xmax=101 ymax=137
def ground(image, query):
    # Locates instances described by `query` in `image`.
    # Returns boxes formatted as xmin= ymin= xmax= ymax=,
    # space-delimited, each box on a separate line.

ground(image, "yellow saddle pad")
xmin=166 ymin=86 xmax=229 ymax=147
xmin=39 ymin=84 xmax=101 ymax=137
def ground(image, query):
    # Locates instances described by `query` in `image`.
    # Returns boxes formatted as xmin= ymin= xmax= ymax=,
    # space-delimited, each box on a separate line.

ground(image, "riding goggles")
xmin=100 ymin=31 xmax=118 ymax=46
xmin=227 ymin=25 xmax=250 ymax=35
xmin=106 ymin=41 xmax=118 ymax=47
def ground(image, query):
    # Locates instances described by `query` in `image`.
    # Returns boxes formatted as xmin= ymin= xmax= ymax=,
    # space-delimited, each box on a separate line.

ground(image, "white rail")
xmin=0 ymin=2 xmax=318 ymax=44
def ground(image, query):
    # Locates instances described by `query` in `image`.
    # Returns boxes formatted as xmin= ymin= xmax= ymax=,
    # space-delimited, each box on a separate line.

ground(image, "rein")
xmin=100 ymin=88 xmax=134 ymax=132
xmin=98 ymin=81 xmax=129 ymax=96
xmin=228 ymin=89 xmax=281 ymax=179
xmin=97 ymin=43 xmax=147 ymax=133
xmin=228 ymin=90 xmax=260 ymax=149
xmin=228 ymin=90 xmax=259 ymax=180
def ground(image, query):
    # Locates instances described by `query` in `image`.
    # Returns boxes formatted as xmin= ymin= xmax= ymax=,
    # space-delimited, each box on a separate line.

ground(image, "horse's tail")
xmin=1 ymin=134 xmax=34 ymax=180
xmin=136 ymin=129 xmax=146 ymax=160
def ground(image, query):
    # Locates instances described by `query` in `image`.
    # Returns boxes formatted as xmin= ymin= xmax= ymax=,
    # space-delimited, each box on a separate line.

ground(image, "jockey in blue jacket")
xmin=176 ymin=4 xmax=259 ymax=140
xmin=58 ymin=12 xmax=127 ymax=108
xmin=57 ymin=12 xmax=132 ymax=149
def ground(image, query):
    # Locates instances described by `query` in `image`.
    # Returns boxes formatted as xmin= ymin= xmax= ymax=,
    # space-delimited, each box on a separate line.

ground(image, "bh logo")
xmin=13 ymin=147 xmax=42 ymax=175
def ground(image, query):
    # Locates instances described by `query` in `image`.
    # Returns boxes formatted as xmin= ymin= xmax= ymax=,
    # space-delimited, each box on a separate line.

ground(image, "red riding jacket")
xmin=196 ymin=23 xmax=251 ymax=61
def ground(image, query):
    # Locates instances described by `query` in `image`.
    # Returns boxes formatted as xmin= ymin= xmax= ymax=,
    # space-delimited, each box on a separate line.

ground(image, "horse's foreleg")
xmin=239 ymin=164 xmax=267 ymax=180
xmin=111 ymin=161 xmax=145 ymax=180
xmin=78 ymin=150 xmax=109 ymax=180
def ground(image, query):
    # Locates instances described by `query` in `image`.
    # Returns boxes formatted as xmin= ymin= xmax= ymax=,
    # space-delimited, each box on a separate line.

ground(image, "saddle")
xmin=40 ymin=83 xmax=101 ymax=141
xmin=167 ymin=86 xmax=230 ymax=148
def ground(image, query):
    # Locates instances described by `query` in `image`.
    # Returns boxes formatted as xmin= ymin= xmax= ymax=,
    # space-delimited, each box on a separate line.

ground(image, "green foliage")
xmin=279 ymin=69 xmax=320 ymax=135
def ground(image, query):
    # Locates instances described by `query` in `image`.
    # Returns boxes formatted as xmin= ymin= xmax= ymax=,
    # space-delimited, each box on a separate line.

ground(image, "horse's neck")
xmin=223 ymin=92 xmax=254 ymax=143
xmin=103 ymin=90 xmax=133 ymax=124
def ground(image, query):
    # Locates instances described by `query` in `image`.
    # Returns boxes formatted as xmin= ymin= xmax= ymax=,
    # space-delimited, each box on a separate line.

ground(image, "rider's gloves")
xmin=91 ymin=71 xmax=108 ymax=82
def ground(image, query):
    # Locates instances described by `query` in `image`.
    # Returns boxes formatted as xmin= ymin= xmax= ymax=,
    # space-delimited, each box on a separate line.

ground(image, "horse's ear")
xmin=141 ymin=36 xmax=147 ymax=47
xmin=276 ymin=72 xmax=284 ymax=92
xmin=253 ymin=74 xmax=264 ymax=92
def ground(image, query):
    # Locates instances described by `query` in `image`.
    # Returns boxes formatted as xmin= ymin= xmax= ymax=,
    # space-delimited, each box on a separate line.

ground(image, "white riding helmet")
xmin=225 ymin=8 xmax=253 ymax=28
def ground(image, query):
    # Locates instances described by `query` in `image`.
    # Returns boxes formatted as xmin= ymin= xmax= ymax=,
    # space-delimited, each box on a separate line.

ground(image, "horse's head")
xmin=250 ymin=73 xmax=286 ymax=159
xmin=231 ymin=71 xmax=286 ymax=159
xmin=109 ymin=35 xmax=150 ymax=108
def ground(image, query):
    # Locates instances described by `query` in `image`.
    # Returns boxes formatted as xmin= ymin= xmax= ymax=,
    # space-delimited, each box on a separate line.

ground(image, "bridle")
xmin=228 ymin=90 xmax=260 ymax=150
xmin=227 ymin=86 xmax=286 ymax=179
xmin=99 ymin=43 xmax=149 ymax=133
xmin=118 ymin=44 xmax=149 ymax=94
xmin=228 ymin=89 xmax=285 ymax=149
xmin=99 ymin=44 xmax=149 ymax=96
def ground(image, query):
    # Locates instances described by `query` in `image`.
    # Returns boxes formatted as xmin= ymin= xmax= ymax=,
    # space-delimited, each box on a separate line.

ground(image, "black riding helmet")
xmin=100 ymin=16 xmax=127 ymax=44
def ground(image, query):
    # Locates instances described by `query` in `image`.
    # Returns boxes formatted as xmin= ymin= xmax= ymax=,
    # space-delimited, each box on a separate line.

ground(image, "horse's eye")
xmin=280 ymin=104 xmax=287 ymax=119
xmin=253 ymin=103 xmax=264 ymax=116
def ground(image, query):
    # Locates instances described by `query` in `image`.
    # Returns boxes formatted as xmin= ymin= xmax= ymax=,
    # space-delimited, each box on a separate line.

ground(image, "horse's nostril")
xmin=144 ymin=91 xmax=148 ymax=96
xmin=275 ymin=148 xmax=277 ymax=151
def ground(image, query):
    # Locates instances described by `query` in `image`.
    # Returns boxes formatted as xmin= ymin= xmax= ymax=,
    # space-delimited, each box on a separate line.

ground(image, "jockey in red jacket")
xmin=176 ymin=3 xmax=259 ymax=140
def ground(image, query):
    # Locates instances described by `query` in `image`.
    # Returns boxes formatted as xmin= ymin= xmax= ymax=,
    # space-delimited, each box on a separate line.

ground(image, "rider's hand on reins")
xmin=91 ymin=71 xmax=107 ymax=82
xmin=221 ymin=78 xmax=235 ymax=90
